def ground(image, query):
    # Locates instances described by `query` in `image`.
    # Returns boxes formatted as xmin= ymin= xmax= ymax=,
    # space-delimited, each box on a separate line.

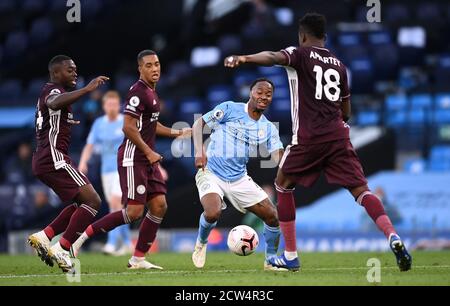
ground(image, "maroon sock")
xmin=87 ymin=209 xmax=131 ymax=238
xmin=358 ymin=191 xmax=397 ymax=239
xmin=134 ymin=212 xmax=162 ymax=257
xmin=60 ymin=204 xmax=98 ymax=250
xmin=275 ymin=184 xmax=297 ymax=253
xmin=43 ymin=203 xmax=78 ymax=240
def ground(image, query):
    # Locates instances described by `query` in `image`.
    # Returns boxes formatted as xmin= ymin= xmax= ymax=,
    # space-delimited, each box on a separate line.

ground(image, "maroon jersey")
xmin=118 ymin=79 xmax=160 ymax=167
xmin=280 ymin=46 xmax=350 ymax=145
xmin=32 ymin=83 xmax=75 ymax=175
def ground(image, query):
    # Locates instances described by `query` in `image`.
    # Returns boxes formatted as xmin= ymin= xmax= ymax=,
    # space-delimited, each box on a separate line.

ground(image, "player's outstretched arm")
xmin=192 ymin=118 xmax=208 ymax=171
xmin=341 ymin=97 xmax=351 ymax=122
xmin=123 ymin=115 xmax=162 ymax=165
xmin=156 ymin=122 xmax=192 ymax=138
xmin=224 ymin=51 xmax=288 ymax=68
xmin=46 ymin=76 xmax=109 ymax=111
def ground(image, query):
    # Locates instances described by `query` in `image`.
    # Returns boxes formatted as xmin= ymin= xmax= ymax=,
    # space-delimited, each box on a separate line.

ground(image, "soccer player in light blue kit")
xmin=79 ymin=90 xmax=132 ymax=255
xmin=192 ymin=78 xmax=285 ymax=271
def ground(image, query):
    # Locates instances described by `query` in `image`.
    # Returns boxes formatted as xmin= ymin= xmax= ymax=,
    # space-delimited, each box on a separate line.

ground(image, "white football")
xmin=227 ymin=225 xmax=259 ymax=256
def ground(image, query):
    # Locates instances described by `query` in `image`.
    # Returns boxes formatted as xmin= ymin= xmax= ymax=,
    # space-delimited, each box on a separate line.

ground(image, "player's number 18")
xmin=313 ymin=65 xmax=341 ymax=102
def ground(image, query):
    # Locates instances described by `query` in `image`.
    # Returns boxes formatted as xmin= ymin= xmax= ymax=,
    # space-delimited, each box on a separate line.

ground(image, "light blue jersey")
xmin=87 ymin=114 xmax=124 ymax=174
xmin=202 ymin=101 xmax=283 ymax=182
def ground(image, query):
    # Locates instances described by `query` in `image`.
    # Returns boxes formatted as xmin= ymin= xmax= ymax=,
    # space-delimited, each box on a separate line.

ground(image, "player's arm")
xmin=46 ymin=76 xmax=109 ymax=111
xmin=78 ymin=143 xmax=94 ymax=174
xmin=271 ymin=149 xmax=285 ymax=165
xmin=123 ymin=115 xmax=162 ymax=165
xmin=224 ymin=51 xmax=288 ymax=68
xmin=341 ymin=97 xmax=351 ymax=122
xmin=192 ymin=117 xmax=208 ymax=171
xmin=156 ymin=122 xmax=192 ymax=138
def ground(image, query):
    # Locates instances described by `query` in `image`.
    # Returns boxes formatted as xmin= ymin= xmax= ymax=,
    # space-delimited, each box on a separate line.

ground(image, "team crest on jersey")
xmin=258 ymin=129 xmax=265 ymax=138
xmin=129 ymin=96 xmax=140 ymax=107
xmin=201 ymin=183 xmax=211 ymax=192
xmin=137 ymin=185 xmax=146 ymax=195
xmin=213 ymin=109 xmax=224 ymax=120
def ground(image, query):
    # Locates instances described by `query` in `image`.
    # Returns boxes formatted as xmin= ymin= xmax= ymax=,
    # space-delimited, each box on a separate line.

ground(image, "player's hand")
xmin=178 ymin=128 xmax=192 ymax=139
xmin=224 ymin=55 xmax=246 ymax=68
xmin=146 ymin=151 xmax=163 ymax=165
xmin=78 ymin=163 xmax=88 ymax=175
xmin=195 ymin=155 xmax=207 ymax=171
xmin=85 ymin=76 xmax=109 ymax=92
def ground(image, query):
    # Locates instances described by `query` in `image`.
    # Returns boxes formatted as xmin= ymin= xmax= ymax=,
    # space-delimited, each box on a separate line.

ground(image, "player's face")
xmin=59 ymin=60 xmax=78 ymax=88
xmin=138 ymin=55 xmax=161 ymax=84
xmin=103 ymin=97 xmax=120 ymax=117
xmin=250 ymin=82 xmax=273 ymax=111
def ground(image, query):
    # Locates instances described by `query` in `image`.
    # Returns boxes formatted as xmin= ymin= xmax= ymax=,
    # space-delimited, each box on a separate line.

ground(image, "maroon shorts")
xmin=36 ymin=163 xmax=90 ymax=203
xmin=118 ymin=163 xmax=167 ymax=205
xmin=280 ymin=139 xmax=368 ymax=189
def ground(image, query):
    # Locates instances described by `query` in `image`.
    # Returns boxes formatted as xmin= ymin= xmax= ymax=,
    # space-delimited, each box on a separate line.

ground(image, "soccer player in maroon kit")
xmin=225 ymin=13 xmax=412 ymax=271
xmin=72 ymin=50 xmax=191 ymax=269
xmin=28 ymin=55 xmax=109 ymax=272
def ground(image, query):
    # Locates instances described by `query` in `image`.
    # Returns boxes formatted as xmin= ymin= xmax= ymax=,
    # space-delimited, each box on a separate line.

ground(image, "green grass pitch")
xmin=0 ymin=251 xmax=449 ymax=286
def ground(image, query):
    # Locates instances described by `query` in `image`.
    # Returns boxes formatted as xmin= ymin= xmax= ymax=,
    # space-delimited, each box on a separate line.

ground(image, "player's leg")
xmin=192 ymin=193 xmax=222 ymax=268
xmin=101 ymin=174 xmax=120 ymax=255
xmin=325 ymin=139 xmax=411 ymax=271
xmin=245 ymin=198 xmax=283 ymax=270
xmin=350 ymin=185 xmax=412 ymax=271
xmin=71 ymin=166 xmax=142 ymax=256
xmin=192 ymin=169 xmax=224 ymax=268
xmin=274 ymin=169 xmax=299 ymax=260
xmin=128 ymin=194 xmax=166 ymax=270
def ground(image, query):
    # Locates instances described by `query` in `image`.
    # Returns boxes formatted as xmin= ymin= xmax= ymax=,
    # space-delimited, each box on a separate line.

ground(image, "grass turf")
xmin=0 ymin=251 xmax=449 ymax=286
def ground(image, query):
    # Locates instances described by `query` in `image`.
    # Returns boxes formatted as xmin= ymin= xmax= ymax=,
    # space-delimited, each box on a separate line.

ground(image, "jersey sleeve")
xmin=340 ymin=67 xmax=351 ymax=99
xmin=86 ymin=119 xmax=100 ymax=145
xmin=202 ymin=102 xmax=232 ymax=129
xmin=44 ymin=85 xmax=64 ymax=104
xmin=280 ymin=46 xmax=302 ymax=68
xmin=267 ymin=123 xmax=284 ymax=153
xmin=123 ymin=91 xmax=147 ymax=119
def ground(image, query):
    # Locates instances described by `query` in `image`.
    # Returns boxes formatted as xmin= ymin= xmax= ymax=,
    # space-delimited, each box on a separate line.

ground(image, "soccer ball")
xmin=227 ymin=225 xmax=259 ymax=256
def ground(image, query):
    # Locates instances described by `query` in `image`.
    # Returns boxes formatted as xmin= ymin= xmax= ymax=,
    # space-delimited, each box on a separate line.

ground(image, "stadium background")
xmin=0 ymin=0 xmax=449 ymax=255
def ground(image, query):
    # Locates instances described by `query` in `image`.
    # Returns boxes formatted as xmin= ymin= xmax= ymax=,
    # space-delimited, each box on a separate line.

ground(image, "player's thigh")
xmin=38 ymin=164 xmax=92 ymax=204
xmin=228 ymin=175 xmax=268 ymax=213
xmin=195 ymin=168 xmax=225 ymax=213
xmin=146 ymin=194 xmax=167 ymax=217
xmin=101 ymin=172 xmax=122 ymax=211
xmin=146 ymin=164 xmax=167 ymax=203
xmin=279 ymin=144 xmax=323 ymax=188
xmin=118 ymin=164 xmax=148 ymax=206
xmin=324 ymin=140 xmax=368 ymax=188
xmin=246 ymin=197 xmax=278 ymax=226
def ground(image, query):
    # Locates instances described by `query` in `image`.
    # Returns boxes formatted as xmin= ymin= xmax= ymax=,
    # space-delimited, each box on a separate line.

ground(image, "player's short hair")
xmin=137 ymin=49 xmax=157 ymax=64
xmin=48 ymin=55 xmax=72 ymax=71
xmin=299 ymin=13 xmax=326 ymax=39
xmin=102 ymin=90 xmax=121 ymax=104
xmin=250 ymin=78 xmax=275 ymax=92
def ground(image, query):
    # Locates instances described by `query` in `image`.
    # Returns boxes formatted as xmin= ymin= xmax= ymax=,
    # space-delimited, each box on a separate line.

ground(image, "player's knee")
xmin=263 ymin=209 xmax=279 ymax=227
xmin=126 ymin=205 xmax=144 ymax=221
xmin=204 ymin=210 xmax=221 ymax=223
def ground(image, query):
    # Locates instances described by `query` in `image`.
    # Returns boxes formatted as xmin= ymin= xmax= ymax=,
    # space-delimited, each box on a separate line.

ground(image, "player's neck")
xmin=247 ymin=103 xmax=263 ymax=121
xmin=303 ymin=40 xmax=325 ymax=49
xmin=107 ymin=114 xmax=118 ymax=121
xmin=139 ymin=77 xmax=156 ymax=90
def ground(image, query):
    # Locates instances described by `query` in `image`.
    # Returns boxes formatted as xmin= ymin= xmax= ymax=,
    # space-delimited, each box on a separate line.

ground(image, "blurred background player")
xmin=78 ymin=90 xmax=132 ymax=256
xmin=192 ymin=78 xmax=284 ymax=270
xmin=225 ymin=13 xmax=412 ymax=272
xmin=28 ymin=55 xmax=109 ymax=272
xmin=72 ymin=50 xmax=191 ymax=269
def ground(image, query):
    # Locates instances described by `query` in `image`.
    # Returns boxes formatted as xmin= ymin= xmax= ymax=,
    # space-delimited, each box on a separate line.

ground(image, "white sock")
xmin=131 ymin=256 xmax=145 ymax=262
xmin=71 ymin=232 xmax=89 ymax=256
xmin=284 ymin=251 xmax=298 ymax=260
